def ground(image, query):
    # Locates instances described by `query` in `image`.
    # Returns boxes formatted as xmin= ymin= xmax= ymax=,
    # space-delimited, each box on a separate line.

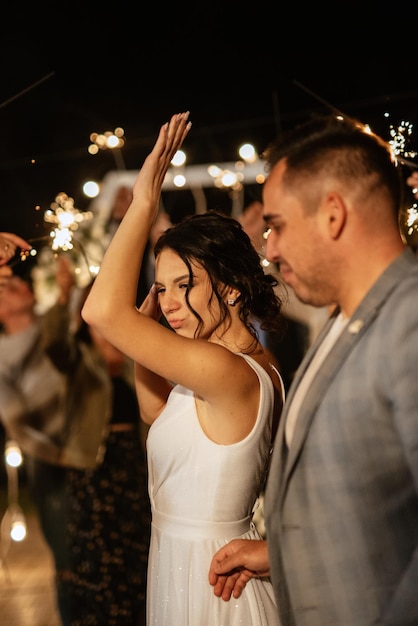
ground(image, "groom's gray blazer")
xmin=265 ymin=248 xmax=418 ymax=626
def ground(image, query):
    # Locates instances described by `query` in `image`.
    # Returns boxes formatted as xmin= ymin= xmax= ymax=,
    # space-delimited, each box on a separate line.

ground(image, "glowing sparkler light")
xmin=389 ymin=120 xmax=417 ymax=160
xmin=50 ymin=227 xmax=73 ymax=251
xmin=406 ymin=203 xmax=418 ymax=235
xmin=399 ymin=200 xmax=418 ymax=249
xmin=44 ymin=192 xmax=93 ymax=251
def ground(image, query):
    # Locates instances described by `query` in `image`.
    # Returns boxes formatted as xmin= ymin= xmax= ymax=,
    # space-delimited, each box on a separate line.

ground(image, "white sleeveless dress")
xmin=146 ymin=353 xmax=282 ymax=625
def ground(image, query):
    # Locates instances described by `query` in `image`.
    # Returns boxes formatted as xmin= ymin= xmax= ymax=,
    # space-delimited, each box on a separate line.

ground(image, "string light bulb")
xmin=4 ymin=441 xmax=23 ymax=468
xmin=88 ymin=128 xmax=125 ymax=154
xmin=10 ymin=507 xmax=27 ymax=542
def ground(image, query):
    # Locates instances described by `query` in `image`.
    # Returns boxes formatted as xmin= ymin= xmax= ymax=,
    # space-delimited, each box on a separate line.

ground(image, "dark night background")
xmin=1 ymin=1 xmax=417 ymax=242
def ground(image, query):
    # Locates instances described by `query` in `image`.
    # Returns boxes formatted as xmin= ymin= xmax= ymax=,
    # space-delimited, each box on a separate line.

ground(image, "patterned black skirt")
xmin=66 ymin=426 xmax=151 ymax=626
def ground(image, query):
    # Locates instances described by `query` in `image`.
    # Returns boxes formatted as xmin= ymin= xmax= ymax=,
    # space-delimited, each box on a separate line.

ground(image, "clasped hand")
xmin=208 ymin=539 xmax=270 ymax=601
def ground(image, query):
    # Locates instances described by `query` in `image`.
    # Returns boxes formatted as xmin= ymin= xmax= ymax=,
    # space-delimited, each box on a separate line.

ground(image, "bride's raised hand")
xmin=132 ymin=112 xmax=191 ymax=209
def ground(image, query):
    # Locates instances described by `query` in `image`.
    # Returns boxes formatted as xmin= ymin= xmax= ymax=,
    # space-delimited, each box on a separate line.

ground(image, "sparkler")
xmin=44 ymin=192 xmax=93 ymax=251
xmin=388 ymin=120 xmax=417 ymax=161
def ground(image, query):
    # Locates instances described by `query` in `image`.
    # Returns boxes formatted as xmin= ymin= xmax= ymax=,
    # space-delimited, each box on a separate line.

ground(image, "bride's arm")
xmin=134 ymin=285 xmax=174 ymax=425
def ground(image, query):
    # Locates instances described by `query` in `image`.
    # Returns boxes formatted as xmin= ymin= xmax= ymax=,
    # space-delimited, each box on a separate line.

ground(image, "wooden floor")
xmin=0 ymin=490 xmax=62 ymax=626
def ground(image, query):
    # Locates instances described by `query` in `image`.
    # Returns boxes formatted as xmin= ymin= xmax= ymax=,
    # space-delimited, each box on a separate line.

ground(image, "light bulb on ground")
xmin=11 ymin=518 xmax=27 ymax=542
xmin=5 ymin=441 xmax=23 ymax=467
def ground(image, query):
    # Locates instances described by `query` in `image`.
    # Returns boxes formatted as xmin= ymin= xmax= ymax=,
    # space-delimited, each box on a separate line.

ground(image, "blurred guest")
xmin=0 ymin=265 xmax=13 ymax=291
xmin=0 ymin=232 xmax=31 ymax=292
xmin=53 ymin=258 xmax=151 ymax=626
xmin=0 ymin=270 xmax=73 ymax=624
xmin=105 ymin=185 xmax=134 ymax=238
xmin=0 ymin=257 xmax=151 ymax=626
xmin=239 ymin=201 xmax=310 ymax=390
xmin=137 ymin=210 xmax=173 ymax=304
xmin=406 ymin=170 xmax=418 ymax=197
xmin=238 ymin=200 xmax=267 ymax=255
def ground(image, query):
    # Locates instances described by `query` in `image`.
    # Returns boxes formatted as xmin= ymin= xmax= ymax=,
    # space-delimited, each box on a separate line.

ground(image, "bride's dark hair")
xmin=154 ymin=210 xmax=285 ymax=346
